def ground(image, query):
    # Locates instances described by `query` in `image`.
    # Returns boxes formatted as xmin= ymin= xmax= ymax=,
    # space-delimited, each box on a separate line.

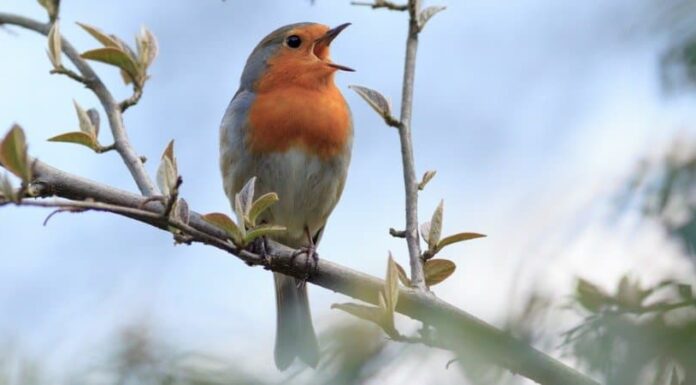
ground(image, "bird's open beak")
xmin=315 ymin=23 xmax=355 ymax=72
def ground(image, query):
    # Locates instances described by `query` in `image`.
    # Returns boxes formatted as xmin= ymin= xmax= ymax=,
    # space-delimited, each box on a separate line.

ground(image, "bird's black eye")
xmin=286 ymin=35 xmax=302 ymax=49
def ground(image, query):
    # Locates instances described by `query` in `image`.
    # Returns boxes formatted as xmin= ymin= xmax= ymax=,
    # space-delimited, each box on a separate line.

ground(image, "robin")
xmin=219 ymin=22 xmax=353 ymax=370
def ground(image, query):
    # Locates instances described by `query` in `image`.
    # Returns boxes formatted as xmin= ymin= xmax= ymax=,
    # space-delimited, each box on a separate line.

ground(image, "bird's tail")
xmin=273 ymin=272 xmax=320 ymax=370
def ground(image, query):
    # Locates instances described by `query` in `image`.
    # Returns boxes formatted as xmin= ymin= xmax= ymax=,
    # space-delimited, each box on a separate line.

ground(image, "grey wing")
xmin=219 ymin=89 xmax=257 ymax=202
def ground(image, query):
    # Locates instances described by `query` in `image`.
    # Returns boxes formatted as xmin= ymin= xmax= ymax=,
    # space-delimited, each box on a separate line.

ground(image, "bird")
xmin=218 ymin=22 xmax=353 ymax=370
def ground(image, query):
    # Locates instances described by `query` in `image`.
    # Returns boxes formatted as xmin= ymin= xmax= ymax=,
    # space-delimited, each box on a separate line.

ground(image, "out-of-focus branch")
xmin=7 ymin=158 xmax=599 ymax=385
xmin=0 ymin=13 xmax=156 ymax=196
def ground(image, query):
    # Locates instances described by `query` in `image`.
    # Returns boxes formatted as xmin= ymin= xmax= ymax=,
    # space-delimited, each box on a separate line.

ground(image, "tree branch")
xmin=13 ymin=158 xmax=598 ymax=385
xmin=396 ymin=0 xmax=426 ymax=290
xmin=0 ymin=13 xmax=157 ymax=196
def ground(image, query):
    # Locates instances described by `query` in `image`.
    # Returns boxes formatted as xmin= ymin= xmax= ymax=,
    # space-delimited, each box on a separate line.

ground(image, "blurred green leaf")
xmin=576 ymin=278 xmax=611 ymax=313
xmin=47 ymin=131 xmax=98 ymax=151
xmin=81 ymin=47 xmax=139 ymax=84
xmin=47 ymin=21 xmax=61 ymax=68
xmin=76 ymin=22 xmax=121 ymax=48
xmin=156 ymin=140 xmax=178 ymax=196
xmin=37 ymin=0 xmax=59 ymax=21
xmin=202 ymin=212 xmax=243 ymax=246
xmin=428 ymin=200 xmax=444 ymax=251
xmin=248 ymin=192 xmax=279 ymax=227
xmin=0 ymin=124 xmax=31 ymax=182
xmin=424 ymin=259 xmax=456 ymax=286
xmin=243 ymin=224 xmax=286 ymax=245
xmin=384 ymin=254 xmax=399 ymax=317
xmin=0 ymin=173 xmax=15 ymax=201
xmin=418 ymin=170 xmax=436 ymax=191
xmin=436 ymin=232 xmax=486 ymax=253
xmin=418 ymin=5 xmax=446 ymax=30
xmin=348 ymin=85 xmax=392 ymax=119
xmin=395 ymin=261 xmax=411 ymax=287
xmin=136 ymin=26 xmax=158 ymax=70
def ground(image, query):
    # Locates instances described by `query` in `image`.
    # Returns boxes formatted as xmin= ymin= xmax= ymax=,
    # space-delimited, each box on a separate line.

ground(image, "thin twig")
xmin=50 ymin=65 xmax=87 ymax=85
xmin=0 ymin=13 xmax=157 ymax=196
xmin=397 ymin=0 xmax=427 ymax=290
xmin=120 ymin=85 xmax=143 ymax=112
xmin=351 ymin=1 xmax=408 ymax=11
xmin=389 ymin=227 xmax=407 ymax=238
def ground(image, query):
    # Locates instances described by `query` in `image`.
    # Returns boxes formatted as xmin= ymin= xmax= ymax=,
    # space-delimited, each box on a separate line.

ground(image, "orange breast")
xmin=247 ymin=86 xmax=351 ymax=159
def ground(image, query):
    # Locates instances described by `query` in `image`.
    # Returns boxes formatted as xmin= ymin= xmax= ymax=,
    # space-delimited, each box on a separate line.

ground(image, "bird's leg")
xmin=291 ymin=227 xmax=319 ymax=282
xmin=249 ymin=235 xmax=272 ymax=268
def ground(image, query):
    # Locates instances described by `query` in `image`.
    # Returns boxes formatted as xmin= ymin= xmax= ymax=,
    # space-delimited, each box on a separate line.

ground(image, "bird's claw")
xmin=291 ymin=245 xmax=319 ymax=282
xmin=249 ymin=236 xmax=272 ymax=268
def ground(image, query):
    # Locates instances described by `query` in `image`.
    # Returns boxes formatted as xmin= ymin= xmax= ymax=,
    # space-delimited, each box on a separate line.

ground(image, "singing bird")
xmin=219 ymin=23 xmax=353 ymax=370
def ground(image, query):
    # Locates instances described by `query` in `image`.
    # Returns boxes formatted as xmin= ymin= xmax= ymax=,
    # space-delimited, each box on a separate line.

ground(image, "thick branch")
xmin=0 ymin=13 xmax=156 ymax=196
xmin=21 ymin=159 xmax=599 ymax=385
xmin=397 ymin=0 xmax=425 ymax=290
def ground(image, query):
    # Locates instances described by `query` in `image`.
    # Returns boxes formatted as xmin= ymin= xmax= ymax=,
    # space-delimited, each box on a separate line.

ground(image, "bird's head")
xmin=241 ymin=22 xmax=353 ymax=92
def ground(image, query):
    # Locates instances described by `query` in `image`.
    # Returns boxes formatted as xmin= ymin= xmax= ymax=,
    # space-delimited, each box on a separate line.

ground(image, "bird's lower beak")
xmin=315 ymin=23 xmax=355 ymax=72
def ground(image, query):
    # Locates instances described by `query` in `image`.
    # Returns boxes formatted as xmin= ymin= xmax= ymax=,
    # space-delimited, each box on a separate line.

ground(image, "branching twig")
xmin=351 ymin=1 xmax=408 ymax=11
xmin=0 ymin=13 xmax=157 ymax=196
xmin=120 ymin=85 xmax=143 ymax=112
xmin=50 ymin=65 xmax=87 ymax=85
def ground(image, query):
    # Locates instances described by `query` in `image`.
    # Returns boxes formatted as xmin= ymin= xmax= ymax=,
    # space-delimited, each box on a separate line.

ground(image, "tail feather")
xmin=274 ymin=273 xmax=319 ymax=370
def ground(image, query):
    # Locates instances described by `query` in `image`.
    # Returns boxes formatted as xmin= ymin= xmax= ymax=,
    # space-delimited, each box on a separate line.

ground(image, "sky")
xmin=1 ymin=0 xmax=696 ymax=384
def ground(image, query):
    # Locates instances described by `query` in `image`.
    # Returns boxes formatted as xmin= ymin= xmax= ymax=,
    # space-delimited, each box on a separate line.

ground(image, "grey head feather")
xmin=238 ymin=22 xmax=316 ymax=92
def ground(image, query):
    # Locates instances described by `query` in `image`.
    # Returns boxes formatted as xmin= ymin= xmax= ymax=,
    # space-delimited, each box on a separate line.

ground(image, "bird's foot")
xmin=291 ymin=245 xmax=319 ymax=282
xmin=248 ymin=236 xmax=272 ymax=268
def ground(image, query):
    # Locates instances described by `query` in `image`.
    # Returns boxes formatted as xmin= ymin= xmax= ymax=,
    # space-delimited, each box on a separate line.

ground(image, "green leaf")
xmin=47 ymin=22 xmax=61 ymax=68
xmin=384 ymin=254 xmax=399 ymax=318
xmin=37 ymin=0 xmax=59 ymax=21
xmin=202 ymin=212 xmax=243 ymax=246
xmin=238 ymin=177 xmax=256 ymax=219
xmin=348 ymin=85 xmax=392 ymax=119
xmin=47 ymin=131 xmax=98 ymax=151
xmin=136 ymin=26 xmax=158 ymax=69
xmin=243 ymin=224 xmax=286 ymax=245
xmin=331 ymin=303 xmax=384 ymax=325
xmin=233 ymin=193 xmax=247 ymax=238
xmin=420 ymin=221 xmax=431 ymax=242
xmin=81 ymin=47 xmax=140 ymax=83
xmin=428 ymin=200 xmax=444 ymax=250
xmin=417 ymin=170 xmax=436 ymax=191
xmin=395 ymin=261 xmax=411 ymax=287
xmin=0 ymin=124 xmax=31 ymax=182
xmin=0 ymin=173 xmax=15 ymax=201
xmin=435 ymin=232 xmax=486 ymax=253
xmin=418 ymin=5 xmax=446 ymax=30
xmin=174 ymin=197 xmax=189 ymax=225
xmin=678 ymin=284 xmax=693 ymax=300
xmin=248 ymin=192 xmax=279 ymax=227
xmin=72 ymin=100 xmax=97 ymax=137
xmin=424 ymin=259 xmax=456 ymax=286
xmin=76 ymin=22 xmax=121 ymax=48
xmin=156 ymin=140 xmax=178 ymax=196
xmin=576 ymin=278 xmax=610 ymax=313
xmin=616 ymin=275 xmax=643 ymax=309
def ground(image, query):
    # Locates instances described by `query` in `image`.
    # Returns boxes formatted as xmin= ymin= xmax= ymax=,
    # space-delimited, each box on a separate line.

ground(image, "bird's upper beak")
xmin=314 ymin=23 xmax=354 ymax=72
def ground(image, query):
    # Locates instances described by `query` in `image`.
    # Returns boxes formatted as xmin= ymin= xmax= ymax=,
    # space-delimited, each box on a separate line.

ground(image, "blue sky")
xmin=1 ymin=0 xmax=695 ymax=383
